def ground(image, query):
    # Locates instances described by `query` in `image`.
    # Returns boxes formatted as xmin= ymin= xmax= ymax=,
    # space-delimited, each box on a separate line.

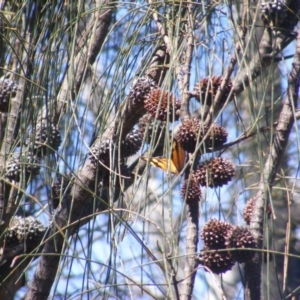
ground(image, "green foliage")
xmin=0 ymin=1 xmax=299 ymax=299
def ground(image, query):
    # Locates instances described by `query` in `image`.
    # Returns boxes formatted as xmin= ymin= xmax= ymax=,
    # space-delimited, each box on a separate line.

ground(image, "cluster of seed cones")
xmin=130 ymin=73 xmax=233 ymax=109
xmin=90 ymin=75 xmax=233 ymax=171
xmin=137 ymin=75 xmax=232 ymax=142
xmin=4 ymin=216 xmax=46 ymax=252
xmin=181 ymin=157 xmax=235 ymax=205
xmin=0 ymin=75 xmax=62 ymax=182
xmin=128 ymin=76 xmax=181 ymax=123
xmin=89 ymin=128 xmax=143 ymax=167
xmin=90 ymin=76 xmax=179 ymax=166
xmin=199 ymin=219 xmax=257 ymax=274
xmin=126 ymin=71 xmax=267 ymax=277
xmin=5 ymin=119 xmax=62 ymax=182
xmin=175 ymin=119 xmax=228 ymax=153
xmin=88 ymin=75 xmax=235 ymax=211
xmin=125 ymin=76 xmax=235 ymax=205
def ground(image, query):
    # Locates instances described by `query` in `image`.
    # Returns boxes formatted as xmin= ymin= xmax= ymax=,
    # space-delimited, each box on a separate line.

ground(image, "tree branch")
xmin=24 ymin=2 xmax=114 ymax=299
xmin=233 ymin=1 xmax=300 ymax=95
xmin=244 ymin=24 xmax=300 ymax=300
xmin=179 ymin=1 xmax=194 ymax=121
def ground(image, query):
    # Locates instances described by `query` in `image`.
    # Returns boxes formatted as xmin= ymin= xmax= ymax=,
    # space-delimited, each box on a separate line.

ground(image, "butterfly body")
xmin=141 ymin=140 xmax=185 ymax=175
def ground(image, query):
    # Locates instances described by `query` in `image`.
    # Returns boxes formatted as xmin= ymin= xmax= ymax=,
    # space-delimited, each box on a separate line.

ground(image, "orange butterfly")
xmin=141 ymin=140 xmax=185 ymax=175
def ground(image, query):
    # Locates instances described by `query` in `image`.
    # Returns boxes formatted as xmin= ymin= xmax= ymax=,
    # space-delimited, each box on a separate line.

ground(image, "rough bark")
xmin=244 ymin=24 xmax=300 ymax=300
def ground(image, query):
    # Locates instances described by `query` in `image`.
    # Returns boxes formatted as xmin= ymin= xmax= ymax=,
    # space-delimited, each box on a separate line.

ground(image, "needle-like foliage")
xmin=0 ymin=1 xmax=299 ymax=300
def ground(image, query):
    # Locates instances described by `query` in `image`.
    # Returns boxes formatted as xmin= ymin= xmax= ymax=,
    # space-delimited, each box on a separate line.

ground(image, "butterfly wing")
xmin=171 ymin=140 xmax=185 ymax=173
xmin=141 ymin=156 xmax=179 ymax=174
xmin=141 ymin=140 xmax=185 ymax=175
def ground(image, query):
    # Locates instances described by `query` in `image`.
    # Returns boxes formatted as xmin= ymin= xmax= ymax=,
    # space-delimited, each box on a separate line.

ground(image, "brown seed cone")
xmin=51 ymin=173 xmax=72 ymax=209
xmin=201 ymin=219 xmax=234 ymax=250
xmin=175 ymin=118 xmax=201 ymax=153
xmin=199 ymin=247 xmax=235 ymax=274
xmin=0 ymin=78 xmax=18 ymax=112
xmin=138 ymin=114 xmax=166 ymax=145
xmin=207 ymin=123 xmax=228 ymax=148
xmin=226 ymin=226 xmax=257 ymax=263
xmin=193 ymin=76 xmax=232 ymax=106
xmin=89 ymin=128 xmax=141 ymax=166
xmin=128 ymin=76 xmax=157 ymax=104
xmin=194 ymin=157 xmax=235 ymax=188
xmin=89 ymin=138 xmax=111 ymax=166
xmin=4 ymin=216 xmax=45 ymax=251
xmin=175 ymin=119 xmax=227 ymax=153
xmin=27 ymin=120 xmax=61 ymax=157
xmin=144 ymin=88 xmax=181 ymax=122
xmin=243 ymin=197 xmax=272 ymax=225
xmin=6 ymin=152 xmax=40 ymax=181
xmin=122 ymin=129 xmax=143 ymax=157
xmin=181 ymin=177 xmax=202 ymax=205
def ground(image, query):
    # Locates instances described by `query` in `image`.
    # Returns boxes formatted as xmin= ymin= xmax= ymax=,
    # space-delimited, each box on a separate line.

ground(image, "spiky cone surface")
xmin=199 ymin=247 xmax=235 ymax=274
xmin=175 ymin=118 xmax=201 ymax=153
xmin=89 ymin=130 xmax=142 ymax=166
xmin=27 ymin=121 xmax=61 ymax=157
xmin=0 ymin=78 xmax=18 ymax=112
xmin=175 ymin=119 xmax=228 ymax=153
xmin=243 ymin=197 xmax=272 ymax=225
xmin=206 ymin=123 xmax=228 ymax=148
xmin=138 ymin=114 xmax=166 ymax=145
xmin=181 ymin=177 xmax=201 ymax=205
xmin=260 ymin=0 xmax=287 ymax=27
xmin=51 ymin=173 xmax=72 ymax=209
xmin=122 ymin=128 xmax=143 ymax=157
xmin=4 ymin=216 xmax=45 ymax=251
xmin=194 ymin=157 xmax=235 ymax=188
xmin=89 ymin=138 xmax=111 ymax=166
xmin=6 ymin=152 xmax=40 ymax=181
xmin=227 ymin=226 xmax=257 ymax=263
xmin=201 ymin=219 xmax=234 ymax=250
xmin=128 ymin=76 xmax=157 ymax=105
xmin=193 ymin=76 xmax=232 ymax=106
xmin=144 ymin=88 xmax=181 ymax=122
